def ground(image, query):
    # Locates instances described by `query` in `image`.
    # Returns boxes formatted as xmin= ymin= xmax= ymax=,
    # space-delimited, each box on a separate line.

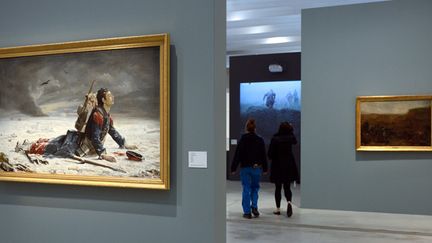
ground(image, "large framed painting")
xmin=0 ymin=34 xmax=170 ymax=189
xmin=356 ymin=95 xmax=432 ymax=151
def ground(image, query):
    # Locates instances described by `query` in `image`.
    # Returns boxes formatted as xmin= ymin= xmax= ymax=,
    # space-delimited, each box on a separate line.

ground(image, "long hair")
xmin=245 ymin=118 xmax=256 ymax=133
xmin=278 ymin=121 xmax=293 ymax=135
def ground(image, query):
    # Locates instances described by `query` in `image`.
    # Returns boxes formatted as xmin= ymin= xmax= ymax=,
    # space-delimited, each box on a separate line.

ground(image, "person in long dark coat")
xmin=268 ymin=122 xmax=299 ymax=217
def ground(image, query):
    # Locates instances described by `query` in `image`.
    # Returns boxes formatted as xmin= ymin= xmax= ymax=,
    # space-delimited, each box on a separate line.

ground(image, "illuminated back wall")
xmin=228 ymin=53 xmax=301 ymax=181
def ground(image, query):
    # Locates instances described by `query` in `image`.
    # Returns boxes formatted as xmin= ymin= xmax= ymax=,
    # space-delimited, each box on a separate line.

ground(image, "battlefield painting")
xmin=356 ymin=96 xmax=432 ymax=151
xmin=240 ymin=80 xmax=301 ymax=144
xmin=0 ymin=34 xmax=170 ymax=188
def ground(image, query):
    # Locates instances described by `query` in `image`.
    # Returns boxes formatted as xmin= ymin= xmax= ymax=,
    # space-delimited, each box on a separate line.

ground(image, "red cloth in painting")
xmin=92 ymin=111 xmax=114 ymax=128
xmin=93 ymin=111 xmax=104 ymax=128
xmin=29 ymin=138 xmax=50 ymax=154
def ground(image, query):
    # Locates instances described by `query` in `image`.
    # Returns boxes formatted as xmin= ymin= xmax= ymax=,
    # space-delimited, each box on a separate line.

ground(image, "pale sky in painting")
xmin=361 ymin=100 xmax=431 ymax=114
xmin=0 ymin=47 xmax=160 ymax=117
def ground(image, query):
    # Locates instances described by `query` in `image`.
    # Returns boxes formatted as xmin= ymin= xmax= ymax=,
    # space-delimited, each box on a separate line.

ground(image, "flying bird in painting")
xmin=40 ymin=79 xmax=51 ymax=86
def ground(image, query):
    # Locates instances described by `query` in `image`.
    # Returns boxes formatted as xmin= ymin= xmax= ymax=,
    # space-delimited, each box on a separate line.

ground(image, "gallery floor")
xmin=226 ymin=180 xmax=432 ymax=243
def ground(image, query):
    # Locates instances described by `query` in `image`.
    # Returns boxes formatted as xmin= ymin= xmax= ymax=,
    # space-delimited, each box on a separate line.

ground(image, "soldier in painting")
xmin=75 ymin=88 xmax=137 ymax=162
xmin=15 ymin=88 xmax=137 ymax=164
xmin=263 ymin=89 xmax=276 ymax=109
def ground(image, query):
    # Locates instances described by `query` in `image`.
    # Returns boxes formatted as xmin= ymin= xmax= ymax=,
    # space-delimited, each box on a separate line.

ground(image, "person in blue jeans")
xmin=231 ymin=118 xmax=268 ymax=219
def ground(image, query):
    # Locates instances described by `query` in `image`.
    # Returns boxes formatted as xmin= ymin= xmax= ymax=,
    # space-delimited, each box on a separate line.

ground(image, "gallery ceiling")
xmin=227 ymin=0 xmax=389 ymax=57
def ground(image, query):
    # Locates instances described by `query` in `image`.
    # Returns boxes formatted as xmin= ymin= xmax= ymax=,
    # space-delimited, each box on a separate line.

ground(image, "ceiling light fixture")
xmin=227 ymin=12 xmax=247 ymax=21
xmin=245 ymin=25 xmax=273 ymax=34
xmin=228 ymin=25 xmax=273 ymax=35
xmin=264 ymin=36 xmax=293 ymax=44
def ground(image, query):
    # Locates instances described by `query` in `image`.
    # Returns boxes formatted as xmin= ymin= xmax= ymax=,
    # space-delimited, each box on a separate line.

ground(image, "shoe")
xmin=243 ymin=213 xmax=252 ymax=219
xmin=273 ymin=208 xmax=281 ymax=215
xmin=287 ymin=203 xmax=293 ymax=217
xmin=251 ymin=207 xmax=260 ymax=217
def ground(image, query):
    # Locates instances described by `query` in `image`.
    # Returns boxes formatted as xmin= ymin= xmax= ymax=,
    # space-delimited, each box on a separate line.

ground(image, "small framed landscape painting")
xmin=356 ymin=95 xmax=432 ymax=151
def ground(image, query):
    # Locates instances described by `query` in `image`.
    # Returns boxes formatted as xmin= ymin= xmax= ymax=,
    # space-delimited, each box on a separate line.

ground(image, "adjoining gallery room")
xmin=0 ymin=0 xmax=432 ymax=243
xmin=226 ymin=0 xmax=432 ymax=242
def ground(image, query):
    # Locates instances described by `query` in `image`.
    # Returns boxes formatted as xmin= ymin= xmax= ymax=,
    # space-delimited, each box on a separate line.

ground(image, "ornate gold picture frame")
xmin=0 ymin=34 xmax=170 ymax=189
xmin=356 ymin=95 xmax=432 ymax=151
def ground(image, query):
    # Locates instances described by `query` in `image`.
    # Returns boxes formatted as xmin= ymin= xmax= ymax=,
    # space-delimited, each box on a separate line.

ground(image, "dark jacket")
xmin=268 ymin=132 xmax=299 ymax=183
xmin=44 ymin=130 xmax=80 ymax=157
xmin=231 ymin=132 xmax=268 ymax=172
xmin=85 ymin=106 xmax=125 ymax=156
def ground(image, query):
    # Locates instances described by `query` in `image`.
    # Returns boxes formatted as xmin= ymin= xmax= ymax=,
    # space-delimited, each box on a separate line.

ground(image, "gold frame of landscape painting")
xmin=0 ymin=34 xmax=170 ymax=189
xmin=356 ymin=95 xmax=432 ymax=152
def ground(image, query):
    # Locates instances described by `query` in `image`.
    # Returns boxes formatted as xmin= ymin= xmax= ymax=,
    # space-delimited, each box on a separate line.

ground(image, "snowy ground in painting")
xmin=0 ymin=113 xmax=160 ymax=179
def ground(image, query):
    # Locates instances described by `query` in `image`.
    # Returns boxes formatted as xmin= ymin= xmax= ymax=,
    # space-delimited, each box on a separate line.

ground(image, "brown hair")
xmin=245 ymin=118 xmax=256 ymax=133
xmin=97 ymin=88 xmax=109 ymax=106
xmin=278 ymin=121 xmax=293 ymax=134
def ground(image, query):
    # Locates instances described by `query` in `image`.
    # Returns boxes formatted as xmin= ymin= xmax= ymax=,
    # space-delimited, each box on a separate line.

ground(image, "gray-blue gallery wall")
xmin=301 ymin=0 xmax=432 ymax=215
xmin=0 ymin=0 xmax=226 ymax=242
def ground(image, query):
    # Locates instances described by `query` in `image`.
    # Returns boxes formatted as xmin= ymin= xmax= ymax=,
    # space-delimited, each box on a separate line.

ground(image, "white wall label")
xmin=188 ymin=151 xmax=208 ymax=168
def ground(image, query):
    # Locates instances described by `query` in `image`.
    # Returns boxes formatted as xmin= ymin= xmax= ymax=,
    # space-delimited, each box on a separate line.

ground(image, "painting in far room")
xmin=240 ymin=80 xmax=301 ymax=144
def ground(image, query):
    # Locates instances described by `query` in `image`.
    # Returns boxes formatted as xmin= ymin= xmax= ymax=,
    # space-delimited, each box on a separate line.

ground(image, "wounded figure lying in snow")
xmin=16 ymin=130 xmax=82 ymax=159
xmin=15 ymin=88 xmax=138 ymax=163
